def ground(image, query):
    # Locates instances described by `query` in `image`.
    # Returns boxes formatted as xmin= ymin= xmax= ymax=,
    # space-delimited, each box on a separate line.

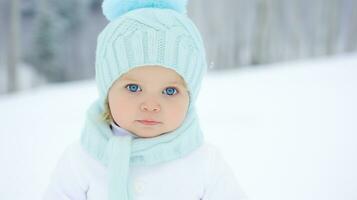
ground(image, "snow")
xmin=0 ymin=53 xmax=356 ymax=200
xmin=0 ymin=62 xmax=47 ymax=94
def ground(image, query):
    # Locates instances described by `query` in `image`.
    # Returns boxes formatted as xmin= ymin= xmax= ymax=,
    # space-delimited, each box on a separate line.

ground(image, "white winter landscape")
xmin=0 ymin=53 xmax=356 ymax=200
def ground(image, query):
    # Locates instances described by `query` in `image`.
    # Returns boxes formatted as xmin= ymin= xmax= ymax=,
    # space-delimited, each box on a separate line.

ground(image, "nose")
xmin=140 ymin=101 xmax=161 ymax=112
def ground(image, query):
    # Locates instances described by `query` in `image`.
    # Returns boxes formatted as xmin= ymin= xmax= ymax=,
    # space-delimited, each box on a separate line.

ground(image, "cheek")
xmin=109 ymin=94 xmax=136 ymax=122
xmin=169 ymin=98 xmax=189 ymax=124
xmin=175 ymin=107 xmax=187 ymax=122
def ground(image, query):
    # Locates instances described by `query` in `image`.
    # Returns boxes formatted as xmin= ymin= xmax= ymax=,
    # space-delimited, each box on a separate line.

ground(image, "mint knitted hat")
xmin=80 ymin=1 xmax=208 ymax=200
xmin=96 ymin=1 xmax=207 ymax=107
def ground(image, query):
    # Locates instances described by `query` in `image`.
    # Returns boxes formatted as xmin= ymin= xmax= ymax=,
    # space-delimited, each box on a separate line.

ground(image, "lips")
xmin=136 ymin=120 xmax=161 ymax=125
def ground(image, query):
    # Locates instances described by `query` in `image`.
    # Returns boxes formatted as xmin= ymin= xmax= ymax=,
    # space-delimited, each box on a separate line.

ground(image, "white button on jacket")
xmin=43 ymin=140 xmax=248 ymax=200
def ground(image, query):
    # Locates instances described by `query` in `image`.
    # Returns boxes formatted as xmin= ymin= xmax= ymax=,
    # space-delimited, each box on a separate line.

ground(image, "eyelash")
xmin=124 ymin=83 xmax=179 ymax=96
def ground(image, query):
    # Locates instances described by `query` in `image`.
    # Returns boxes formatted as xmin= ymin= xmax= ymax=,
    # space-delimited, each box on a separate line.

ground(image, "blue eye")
xmin=163 ymin=87 xmax=178 ymax=96
xmin=125 ymin=84 xmax=142 ymax=92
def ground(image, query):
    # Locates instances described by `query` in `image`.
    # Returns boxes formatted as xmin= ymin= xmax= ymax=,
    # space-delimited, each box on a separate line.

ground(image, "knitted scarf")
xmin=80 ymin=98 xmax=203 ymax=200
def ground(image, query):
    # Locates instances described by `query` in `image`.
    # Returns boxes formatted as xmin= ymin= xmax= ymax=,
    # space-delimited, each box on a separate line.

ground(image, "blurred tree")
xmin=50 ymin=0 xmax=90 ymax=81
xmin=89 ymin=0 xmax=102 ymax=11
xmin=189 ymin=0 xmax=357 ymax=69
xmin=31 ymin=0 xmax=64 ymax=82
xmin=7 ymin=0 xmax=20 ymax=92
xmin=51 ymin=0 xmax=88 ymax=31
xmin=29 ymin=0 xmax=90 ymax=82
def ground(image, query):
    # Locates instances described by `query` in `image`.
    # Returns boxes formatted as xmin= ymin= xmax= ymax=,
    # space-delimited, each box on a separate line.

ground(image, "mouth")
xmin=136 ymin=120 xmax=162 ymax=125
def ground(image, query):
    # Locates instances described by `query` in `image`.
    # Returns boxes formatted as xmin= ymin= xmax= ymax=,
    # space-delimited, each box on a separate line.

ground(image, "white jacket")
xmin=43 ymin=140 xmax=248 ymax=200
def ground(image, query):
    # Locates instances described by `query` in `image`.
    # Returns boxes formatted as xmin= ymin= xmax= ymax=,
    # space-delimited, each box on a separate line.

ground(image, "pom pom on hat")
xmin=102 ymin=0 xmax=189 ymax=21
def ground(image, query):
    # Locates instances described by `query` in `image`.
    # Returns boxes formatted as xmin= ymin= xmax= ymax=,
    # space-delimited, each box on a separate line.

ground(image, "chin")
xmin=136 ymin=131 xmax=167 ymax=138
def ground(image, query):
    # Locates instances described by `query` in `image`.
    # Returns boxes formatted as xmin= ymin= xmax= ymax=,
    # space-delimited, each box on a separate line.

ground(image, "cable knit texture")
xmin=95 ymin=8 xmax=207 ymax=105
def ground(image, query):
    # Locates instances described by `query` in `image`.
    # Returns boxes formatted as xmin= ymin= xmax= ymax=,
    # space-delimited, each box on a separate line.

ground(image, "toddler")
xmin=44 ymin=0 xmax=248 ymax=200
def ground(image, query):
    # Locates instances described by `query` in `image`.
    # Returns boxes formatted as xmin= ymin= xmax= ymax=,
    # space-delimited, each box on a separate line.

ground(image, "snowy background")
xmin=0 ymin=53 xmax=356 ymax=200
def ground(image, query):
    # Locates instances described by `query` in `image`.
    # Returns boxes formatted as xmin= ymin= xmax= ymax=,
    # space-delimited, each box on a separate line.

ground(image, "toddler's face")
xmin=108 ymin=65 xmax=190 ymax=138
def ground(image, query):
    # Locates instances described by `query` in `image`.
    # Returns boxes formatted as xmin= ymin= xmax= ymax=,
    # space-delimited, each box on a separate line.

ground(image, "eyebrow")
xmin=121 ymin=77 xmax=186 ymax=87
xmin=120 ymin=77 xmax=139 ymax=82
